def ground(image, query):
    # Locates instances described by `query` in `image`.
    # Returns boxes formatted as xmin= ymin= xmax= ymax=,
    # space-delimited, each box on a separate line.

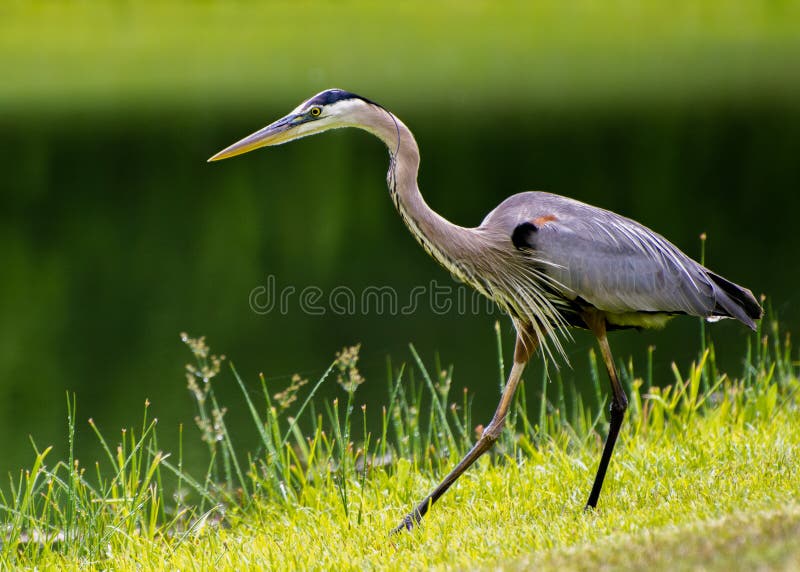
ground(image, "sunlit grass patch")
xmin=1 ymin=319 xmax=798 ymax=569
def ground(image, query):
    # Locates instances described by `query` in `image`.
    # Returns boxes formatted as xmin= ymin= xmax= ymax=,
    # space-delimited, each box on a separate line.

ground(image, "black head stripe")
xmin=306 ymin=89 xmax=379 ymax=108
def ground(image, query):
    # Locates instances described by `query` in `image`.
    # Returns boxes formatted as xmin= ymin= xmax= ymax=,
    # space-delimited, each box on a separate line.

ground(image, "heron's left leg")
xmin=391 ymin=334 xmax=537 ymax=533
xmin=583 ymin=311 xmax=628 ymax=509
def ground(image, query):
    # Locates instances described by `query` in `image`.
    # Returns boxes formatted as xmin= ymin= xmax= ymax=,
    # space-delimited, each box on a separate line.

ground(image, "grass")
xmin=1 ymin=318 xmax=798 ymax=570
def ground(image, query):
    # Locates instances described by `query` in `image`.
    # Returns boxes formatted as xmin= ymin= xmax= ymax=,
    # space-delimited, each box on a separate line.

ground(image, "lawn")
xmin=1 ymin=321 xmax=797 ymax=570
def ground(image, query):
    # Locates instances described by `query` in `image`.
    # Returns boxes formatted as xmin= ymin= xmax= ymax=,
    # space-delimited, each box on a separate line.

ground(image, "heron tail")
xmin=707 ymin=271 xmax=763 ymax=331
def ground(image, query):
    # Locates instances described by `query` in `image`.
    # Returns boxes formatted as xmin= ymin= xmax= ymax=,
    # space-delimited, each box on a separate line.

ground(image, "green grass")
xmin=1 ymin=319 xmax=798 ymax=570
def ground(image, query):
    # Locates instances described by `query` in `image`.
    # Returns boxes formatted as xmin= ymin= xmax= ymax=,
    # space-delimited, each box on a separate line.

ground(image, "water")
xmin=1 ymin=103 xmax=798 ymax=478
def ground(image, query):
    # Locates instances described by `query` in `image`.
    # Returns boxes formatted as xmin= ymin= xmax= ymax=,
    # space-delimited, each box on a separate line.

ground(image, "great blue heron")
xmin=209 ymin=89 xmax=763 ymax=532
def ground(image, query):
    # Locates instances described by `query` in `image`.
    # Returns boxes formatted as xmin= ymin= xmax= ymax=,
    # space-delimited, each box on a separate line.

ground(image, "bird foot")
xmin=390 ymin=512 xmax=421 ymax=535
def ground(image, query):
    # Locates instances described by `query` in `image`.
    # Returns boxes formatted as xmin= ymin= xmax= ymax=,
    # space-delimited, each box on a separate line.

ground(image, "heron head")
xmin=208 ymin=89 xmax=377 ymax=162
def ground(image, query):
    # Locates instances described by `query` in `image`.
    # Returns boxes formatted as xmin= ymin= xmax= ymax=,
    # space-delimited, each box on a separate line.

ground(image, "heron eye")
xmin=310 ymin=106 xmax=322 ymax=117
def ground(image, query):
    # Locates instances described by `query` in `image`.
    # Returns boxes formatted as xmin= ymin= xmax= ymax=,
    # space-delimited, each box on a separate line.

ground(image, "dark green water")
xmin=2 ymin=103 xmax=798 ymax=477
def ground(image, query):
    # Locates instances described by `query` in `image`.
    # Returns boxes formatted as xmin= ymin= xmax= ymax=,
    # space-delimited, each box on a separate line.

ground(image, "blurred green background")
xmin=2 ymin=1 xmax=799 ymax=477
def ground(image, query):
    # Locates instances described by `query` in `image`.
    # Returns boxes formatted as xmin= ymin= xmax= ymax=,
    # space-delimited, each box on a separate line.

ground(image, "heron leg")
xmin=391 ymin=334 xmax=536 ymax=534
xmin=583 ymin=311 xmax=628 ymax=510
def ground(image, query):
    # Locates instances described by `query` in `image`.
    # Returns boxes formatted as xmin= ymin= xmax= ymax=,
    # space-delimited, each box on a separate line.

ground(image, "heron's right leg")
xmin=391 ymin=334 xmax=536 ymax=534
xmin=583 ymin=311 xmax=628 ymax=510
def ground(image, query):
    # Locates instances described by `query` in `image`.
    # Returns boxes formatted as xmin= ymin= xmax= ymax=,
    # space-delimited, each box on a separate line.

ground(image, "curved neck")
xmin=357 ymin=105 xmax=480 ymax=281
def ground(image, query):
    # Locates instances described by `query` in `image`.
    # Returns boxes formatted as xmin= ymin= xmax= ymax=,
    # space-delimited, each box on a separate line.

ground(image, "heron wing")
xmin=484 ymin=192 xmax=759 ymax=328
xmin=520 ymin=213 xmax=715 ymax=316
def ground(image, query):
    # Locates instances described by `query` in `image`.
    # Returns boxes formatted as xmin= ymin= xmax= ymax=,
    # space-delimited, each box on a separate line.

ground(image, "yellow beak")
xmin=207 ymin=113 xmax=300 ymax=162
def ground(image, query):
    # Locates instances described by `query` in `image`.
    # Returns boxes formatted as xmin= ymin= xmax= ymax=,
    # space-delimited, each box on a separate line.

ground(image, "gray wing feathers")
xmin=485 ymin=192 xmax=761 ymax=329
xmin=534 ymin=218 xmax=717 ymax=316
xmin=706 ymin=271 xmax=761 ymax=330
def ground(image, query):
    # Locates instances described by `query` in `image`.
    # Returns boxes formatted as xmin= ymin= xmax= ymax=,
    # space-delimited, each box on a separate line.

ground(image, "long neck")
xmin=359 ymin=105 xmax=483 ymax=283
